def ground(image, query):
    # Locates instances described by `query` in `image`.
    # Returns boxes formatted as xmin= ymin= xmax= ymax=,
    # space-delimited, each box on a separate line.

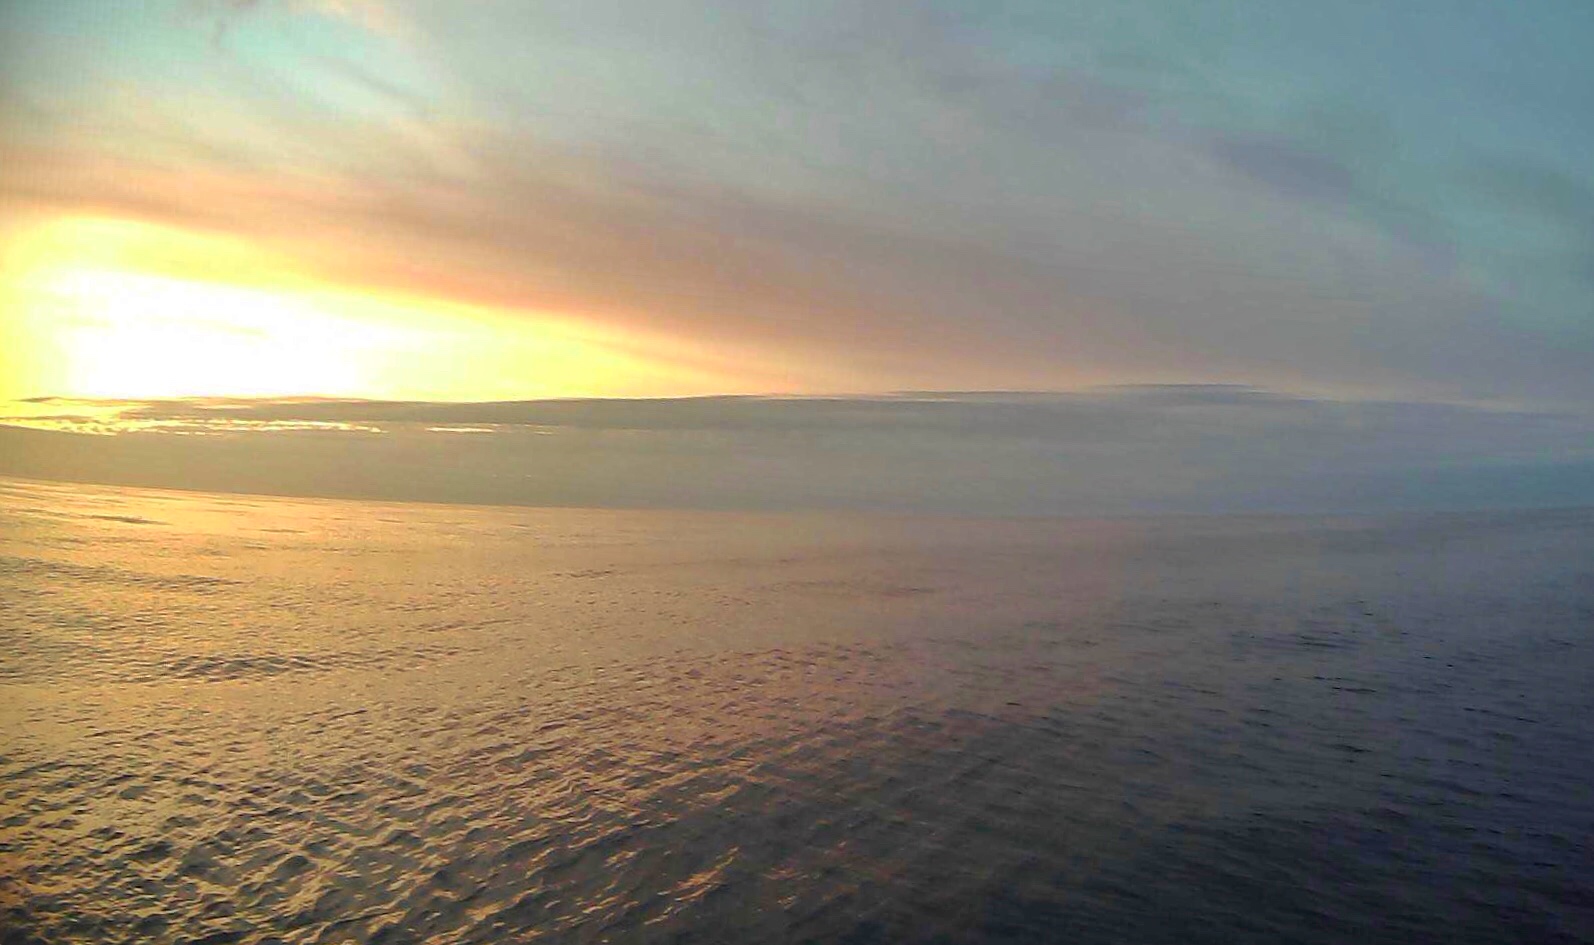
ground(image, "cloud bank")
xmin=4 ymin=388 xmax=1590 ymax=516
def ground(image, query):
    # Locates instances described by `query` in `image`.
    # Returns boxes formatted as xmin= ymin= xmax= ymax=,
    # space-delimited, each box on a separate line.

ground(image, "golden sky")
xmin=0 ymin=214 xmax=759 ymax=400
xmin=2 ymin=1 xmax=1591 ymax=406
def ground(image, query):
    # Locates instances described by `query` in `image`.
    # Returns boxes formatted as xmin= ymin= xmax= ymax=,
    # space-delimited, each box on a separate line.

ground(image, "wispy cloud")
xmin=199 ymin=0 xmax=409 ymax=41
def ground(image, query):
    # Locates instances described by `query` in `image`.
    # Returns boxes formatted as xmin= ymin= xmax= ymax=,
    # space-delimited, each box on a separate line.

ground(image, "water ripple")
xmin=2 ymin=482 xmax=1592 ymax=943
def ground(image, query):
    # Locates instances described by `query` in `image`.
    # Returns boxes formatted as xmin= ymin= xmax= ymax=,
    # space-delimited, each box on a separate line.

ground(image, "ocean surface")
xmin=2 ymin=476 xmax=1592 ymax=944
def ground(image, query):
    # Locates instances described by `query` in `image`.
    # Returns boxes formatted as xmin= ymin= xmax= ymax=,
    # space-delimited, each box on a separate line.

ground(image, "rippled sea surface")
xmin=3 ymin=478 xmax=1592 ymax=944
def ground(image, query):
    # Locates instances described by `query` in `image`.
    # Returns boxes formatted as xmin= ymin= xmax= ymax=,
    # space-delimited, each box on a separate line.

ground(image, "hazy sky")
xmin=2 ymin=1 xmax=1592 ymax=406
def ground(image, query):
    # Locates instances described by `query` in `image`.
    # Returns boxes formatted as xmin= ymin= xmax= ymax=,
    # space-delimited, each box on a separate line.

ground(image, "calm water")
xmin=2 ymin=477 xmax=1592 ymax=944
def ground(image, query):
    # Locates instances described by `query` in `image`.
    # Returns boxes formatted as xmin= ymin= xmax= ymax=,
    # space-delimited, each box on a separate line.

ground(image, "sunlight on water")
xmin=3 ymin=478 xmax=1593 ymax=944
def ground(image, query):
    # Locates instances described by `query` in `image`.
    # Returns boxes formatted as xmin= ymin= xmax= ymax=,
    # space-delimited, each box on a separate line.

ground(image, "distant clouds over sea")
xmin=4 ymin=387 xmax=1591 ymax=516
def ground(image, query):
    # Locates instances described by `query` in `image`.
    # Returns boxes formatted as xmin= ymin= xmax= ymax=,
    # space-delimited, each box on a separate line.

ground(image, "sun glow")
xmin=0 ymin=216 xmax=720 ymax=401
xmin=15 ymin=266 xmax=391 ymax=399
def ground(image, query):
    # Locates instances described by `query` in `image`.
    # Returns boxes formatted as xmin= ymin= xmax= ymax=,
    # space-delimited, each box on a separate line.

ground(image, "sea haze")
xmin=2 ymin=477 xmax=1592 ymax=944
xmin=3 ymin=387 xmax=1593 ymax=515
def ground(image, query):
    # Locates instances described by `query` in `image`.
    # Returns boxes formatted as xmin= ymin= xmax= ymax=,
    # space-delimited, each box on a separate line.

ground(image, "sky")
xmin=3 ymin=0 xmax=1592 ymax=408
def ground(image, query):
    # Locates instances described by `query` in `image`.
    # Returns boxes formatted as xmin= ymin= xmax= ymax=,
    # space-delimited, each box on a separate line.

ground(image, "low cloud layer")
xmin=5 ymin=388 xmax=1590 ymax=515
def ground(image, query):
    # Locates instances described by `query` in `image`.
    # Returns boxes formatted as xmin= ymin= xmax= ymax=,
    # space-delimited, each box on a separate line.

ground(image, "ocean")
xmin=2 ymin=476 xmax=1591 ymax=943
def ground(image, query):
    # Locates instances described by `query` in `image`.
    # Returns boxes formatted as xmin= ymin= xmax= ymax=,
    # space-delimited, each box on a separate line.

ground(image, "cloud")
xmin=1209 ymin=134 xmax=1358 ymax=205
xmin=201 ymin=0 xmax=406 ymax=40
xmin=5 ymin=388 xmax=1591 ymax=516
xmin=10 ymin=117 xmax=1584 ymax=405
xmin=3 ymin=1 xmax=1591 ymax=405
